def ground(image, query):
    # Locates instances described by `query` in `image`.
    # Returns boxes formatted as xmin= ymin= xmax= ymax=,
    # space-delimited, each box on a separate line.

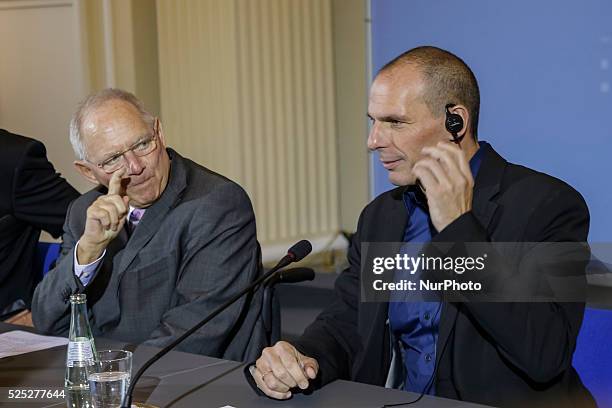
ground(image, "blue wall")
xmin=370 ymin=0 xmax=612 ymax=241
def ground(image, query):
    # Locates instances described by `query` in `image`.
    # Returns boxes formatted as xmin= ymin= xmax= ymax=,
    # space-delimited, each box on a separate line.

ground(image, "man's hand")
xmin=412 ymin=142 xmax=474 ymax=232
xmin=250 ymin=341 xmax=319 ymax=399
xmin=77 ymin=169 xmax=129 ymax=264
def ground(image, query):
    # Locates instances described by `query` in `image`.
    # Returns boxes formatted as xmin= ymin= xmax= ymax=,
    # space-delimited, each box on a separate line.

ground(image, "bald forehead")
xmin=81 ymin=100 xmax=146 ymax=136
xmin=372 ymin=64 xmax=427 ymax=99
xmin=376 ymin=61 xmax=425 ymax=85
xmin=84 ymin=99 xmax=142 ymax=125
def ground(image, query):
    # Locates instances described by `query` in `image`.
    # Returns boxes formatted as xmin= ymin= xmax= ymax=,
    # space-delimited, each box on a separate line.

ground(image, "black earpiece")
xmin=445 ymin=103 xmax=465 ymax=144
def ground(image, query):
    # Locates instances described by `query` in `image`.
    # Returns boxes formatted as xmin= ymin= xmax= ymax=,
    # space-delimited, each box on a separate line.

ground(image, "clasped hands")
xmin=250 ymin=341 xmax=319 ymax=400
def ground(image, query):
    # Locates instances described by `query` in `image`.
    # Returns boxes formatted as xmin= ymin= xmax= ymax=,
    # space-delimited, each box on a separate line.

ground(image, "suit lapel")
xmin=113 ymin=149 xmax=187 ymax=281
xmin=435 ymin=302 xmax=458 ymax=368
xmin=470 ymin=144 xmax=505 ymax=231
xmin=386 ymin=187 xmax=410 ymax=237
xmin=356 ymin=188 xmax=408 ymax=382
xmin=435 ymin=143 xmax=506 ymax=367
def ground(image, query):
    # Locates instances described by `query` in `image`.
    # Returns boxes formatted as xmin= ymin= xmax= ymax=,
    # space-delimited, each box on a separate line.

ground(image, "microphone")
xmin=121 ymin=240 xmax=312 ymax=408
xmin=278 ymin=240 xmax=312 ymax=265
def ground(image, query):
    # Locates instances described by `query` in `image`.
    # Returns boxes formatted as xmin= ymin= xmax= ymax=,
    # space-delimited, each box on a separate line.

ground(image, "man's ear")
xmin=74 ymin=161 xmax=100 ymax=185
xmin=450 ymin=104 xmax=470 ymax=138
xmin=156 ymin=118 xmax=167 ymax=148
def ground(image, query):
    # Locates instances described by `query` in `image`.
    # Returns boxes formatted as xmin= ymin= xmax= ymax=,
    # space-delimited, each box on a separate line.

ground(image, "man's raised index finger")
xmin=108 ymin=168 xmax=126 ymax=196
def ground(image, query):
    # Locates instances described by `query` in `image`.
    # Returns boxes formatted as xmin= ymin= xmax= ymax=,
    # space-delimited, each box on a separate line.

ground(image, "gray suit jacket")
xmin=32 ymin=148 xmax=266 ymax=362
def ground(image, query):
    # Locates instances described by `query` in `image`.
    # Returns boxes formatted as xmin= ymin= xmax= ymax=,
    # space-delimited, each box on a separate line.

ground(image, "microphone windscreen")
xmin=287 ymin=240 xmax=312 ymax=262
xmin=278 ymin=267 xmax=315 ymax=283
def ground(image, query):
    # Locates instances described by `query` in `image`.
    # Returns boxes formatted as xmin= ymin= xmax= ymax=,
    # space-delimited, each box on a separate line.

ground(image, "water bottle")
xmin=65 ymin=293 xmax=97 ymax=408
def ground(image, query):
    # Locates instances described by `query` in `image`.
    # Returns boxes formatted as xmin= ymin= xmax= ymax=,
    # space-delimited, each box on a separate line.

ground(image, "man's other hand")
xmin=250 ymin=341 xmax=319 ymax=399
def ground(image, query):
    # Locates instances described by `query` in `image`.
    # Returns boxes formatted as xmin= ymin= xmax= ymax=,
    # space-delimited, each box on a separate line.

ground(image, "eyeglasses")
xmin=93 ymin=121 xmax=160 ymax=174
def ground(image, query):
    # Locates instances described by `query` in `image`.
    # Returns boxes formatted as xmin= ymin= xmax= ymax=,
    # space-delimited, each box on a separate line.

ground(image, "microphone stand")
xmin=121 ymin=243 xmax=310 ymax=408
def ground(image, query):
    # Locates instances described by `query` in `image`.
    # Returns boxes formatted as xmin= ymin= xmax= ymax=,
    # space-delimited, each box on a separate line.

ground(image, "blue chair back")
xmin=573 ymin=307 xmax=612 ymax=408
xmin=34 ymin=242 xmax=61 ymax=276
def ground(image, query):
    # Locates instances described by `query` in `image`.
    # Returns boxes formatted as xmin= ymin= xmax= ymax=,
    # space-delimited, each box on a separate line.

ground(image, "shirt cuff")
xmin=73 ymin=240 xmax=105 ymax=286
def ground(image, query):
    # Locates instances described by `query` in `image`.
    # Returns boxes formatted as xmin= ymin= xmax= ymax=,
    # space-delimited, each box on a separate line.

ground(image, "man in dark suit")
xmin=249 ymin=47 xmax=595 ymax=407
xmin=0 ymin=130 xmax=79 ymax=320
xmin=32 ymin=89 xmax=265 ymax=361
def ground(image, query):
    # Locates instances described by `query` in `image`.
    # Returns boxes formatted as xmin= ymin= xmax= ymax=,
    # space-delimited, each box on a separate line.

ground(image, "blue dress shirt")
xmin=388 ymin=141 xmax=487 ymax=395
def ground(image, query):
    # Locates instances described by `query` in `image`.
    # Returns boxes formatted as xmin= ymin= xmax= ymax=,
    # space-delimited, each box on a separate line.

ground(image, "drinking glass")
xmin=88 ymin=350 xmax=132 ymax=408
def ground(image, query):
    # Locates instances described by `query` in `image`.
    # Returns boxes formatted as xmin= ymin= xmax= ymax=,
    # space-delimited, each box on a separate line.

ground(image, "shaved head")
xmin=378 ymin=46 xmax=480 ymax=139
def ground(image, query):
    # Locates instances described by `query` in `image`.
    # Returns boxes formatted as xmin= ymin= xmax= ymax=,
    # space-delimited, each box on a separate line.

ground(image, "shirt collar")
xmin=469 ymin=140 xmax=487 ymax=177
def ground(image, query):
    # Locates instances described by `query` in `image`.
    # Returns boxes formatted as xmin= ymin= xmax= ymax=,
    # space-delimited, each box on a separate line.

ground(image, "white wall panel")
xmin=0 ymin=0 xmax=89 ymax=193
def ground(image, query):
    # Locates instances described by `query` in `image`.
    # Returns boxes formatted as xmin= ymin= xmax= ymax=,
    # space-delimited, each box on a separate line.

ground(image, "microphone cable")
xmin=381 ymin=301 xmax=448 ymax=407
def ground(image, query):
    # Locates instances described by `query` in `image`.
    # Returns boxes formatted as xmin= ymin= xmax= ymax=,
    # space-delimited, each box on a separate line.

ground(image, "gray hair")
xmin=69 ymin=88 xmax=156 ymax=160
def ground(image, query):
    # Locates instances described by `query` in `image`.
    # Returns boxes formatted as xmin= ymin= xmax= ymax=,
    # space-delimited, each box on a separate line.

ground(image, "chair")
xmin=34 ymin=242 xmax=61 ymax=277
xmin=262 ymin=282 xmax=281 ymax=345
xmin=262 ymin=267 xmax=315 ymax=345
xmin=573 ymin=306 xmax=612 ymax=408
xmin=2 ymin=242 xmax=60 ymax=326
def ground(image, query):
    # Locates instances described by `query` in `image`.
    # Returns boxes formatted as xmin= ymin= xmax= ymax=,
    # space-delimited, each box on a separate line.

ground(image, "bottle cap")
xmin=69 ymin=293 xmax=87 ymax=303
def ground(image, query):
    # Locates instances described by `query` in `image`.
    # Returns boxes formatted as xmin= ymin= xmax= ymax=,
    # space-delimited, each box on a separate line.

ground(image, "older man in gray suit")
xmin=32 ymin=89 xmax=265 ymax=361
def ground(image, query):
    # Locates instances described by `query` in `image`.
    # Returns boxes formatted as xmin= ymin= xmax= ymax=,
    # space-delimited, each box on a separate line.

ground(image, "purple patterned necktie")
xmin=128 ymin=208 xmax=145 ymax=233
